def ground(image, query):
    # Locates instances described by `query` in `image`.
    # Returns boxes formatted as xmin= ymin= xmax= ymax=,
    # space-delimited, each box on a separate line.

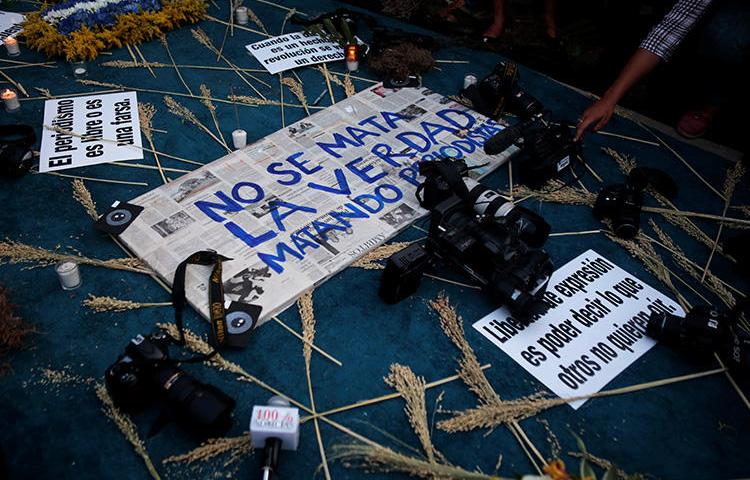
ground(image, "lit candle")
xmin=1 ymin=89 xmax=20 ymax=111
xmin=345 ymin=44 xmax=359 ymax=72
xmin=56 ymin=261 xmax=82 ymax=290
xmin=4 ymin=36 xmax=20 ymax=57
xmin=72 ymin=61 xmax=87 ymax=78
xmin=232 ymin=129 xmax=247 ymax=149
xmin=235 ymin=6 xmax=249 ymax=25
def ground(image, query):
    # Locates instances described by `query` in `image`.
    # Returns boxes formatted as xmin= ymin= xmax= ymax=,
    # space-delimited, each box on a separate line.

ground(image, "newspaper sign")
xmin=39 ymin=91 xmax=143 ymax=172
xmin=0 ymin=11 xmax=24 ymax=43
xmin=119 ymin=86 xmax=515 ymax=325
xmin=247 ymin=32 xmax=345 ymax=74
xmin=473 ymin=249 xmax=684 ymax=409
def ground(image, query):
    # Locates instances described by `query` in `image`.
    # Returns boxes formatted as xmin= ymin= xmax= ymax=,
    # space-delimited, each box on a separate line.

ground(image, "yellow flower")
xmin=543 ymin=459 xmax=573 ymax=480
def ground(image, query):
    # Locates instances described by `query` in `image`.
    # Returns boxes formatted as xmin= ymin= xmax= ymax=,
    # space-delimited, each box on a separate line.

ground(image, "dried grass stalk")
xmin=384 ymin=364 xmax=444 ymax=464
xmin=0 ymin=240 xmax=150 ymax=274
xmin=296 ymin=290 xmax=333 ymax=480
xmin=513 ymin=181 xmax=595 ymax=207
xmin=83 ymin=294 xmax=170 ymax=313
xmin=607 ymin=234 xmax=688 ymax=310
xmin=342 ymin=73 xmax=356 ymax=98
xmin=191 ymin=28 xmax=269 ymax=99
xmin=138 ymin=103 xmax=168 ymax=184
xmin=199 ymin=84 xmax=229 ymax=149
xmin=733 ymin=205 xmax=750 ymax=218
xmin=650 ymin=220 xmax=736 ymax=307
xmin=331 ymin=443 xmax=508 ymax=480
xmin=71 ymin=179 xmax=99 ymax=220
xmin=350 ymin=241 xmax=411 ymax=269
xmin=280 ymin=77 xmax=310 ymax=115
xmin=164 ymin=96 xmax=231 ymax=153
xmin=159 ymin=35 xmax=193 ymax=96
xmin=163 ymin=435 xmax=252 ymax=466
xmin=428 ymin=294 xmax=499 ymax=405
xmin=35 ymin=87 xmax=52 ymax=98
xmin=567 ymin=452 xmax=644 ymax=480
xmin=96 ymin=383 xmax=161 ymax=480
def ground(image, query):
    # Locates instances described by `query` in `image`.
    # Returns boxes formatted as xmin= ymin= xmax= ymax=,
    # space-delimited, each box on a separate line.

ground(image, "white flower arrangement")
xmin=42 ymin=0 xmax=124 ymax=26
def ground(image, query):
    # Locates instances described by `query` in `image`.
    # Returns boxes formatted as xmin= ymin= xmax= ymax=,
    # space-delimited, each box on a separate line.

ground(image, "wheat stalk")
xmin=96 ymin=383 xmax=161 ymax=480
xmin=513 ymin=181 xmax=596 ymax=207
xmin=384 ymin=364 xmax=445 ymax=464
xmin=83 ymin=294 xmax=170 ymax=313
xmin=159 ymin=35 xmax=193 ymax=95
xmin=350 ymin=241 xmax=412 ymax=269
xmin=702 ymin=162 xmax=745 ymax=280
xmin=34 ymin=87 xmax=52 ymax=98
xmin=297 ymin=290 xmax=332 ymax=480
xmin=199 ymin=84 xmax=229 ymax=149
xmin=280 ymin=77 xmax=310 ymax=115
xmin=0 ymin=240 xmax=150 ymax=274
xmin=164 ymin=96 xmax=231 ymax=153
xmin=191 ymin=28 xmax=269 ymax=99
xmin=138 ymin=103 xmax=168 ymax=184
xmin=343 ymin=73 xmax=356 ymax=98
xmin=650 ymin=220 xmax=736 ymax=307
xmin=163 ymin=435 xmax=252 ymax=466
xmin=331 ymin=443 xmax=508 ymax=480
xmin=102 ymin=60 xmax=266 ymax=74
xmin=71 ymin=179 xmax=99 ymax=220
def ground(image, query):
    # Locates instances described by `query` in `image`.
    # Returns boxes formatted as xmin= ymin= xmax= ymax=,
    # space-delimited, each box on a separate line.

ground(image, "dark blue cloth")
xmin=1 ymin=1 xmax=749 ymax=479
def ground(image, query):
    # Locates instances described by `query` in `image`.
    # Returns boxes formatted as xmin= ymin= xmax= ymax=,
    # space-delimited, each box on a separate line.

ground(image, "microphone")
xmin=250 ymin=396 xmax=300 ymax=480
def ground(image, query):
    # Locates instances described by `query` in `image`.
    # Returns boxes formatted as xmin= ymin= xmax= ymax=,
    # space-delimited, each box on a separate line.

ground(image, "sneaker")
xmin=676 ymin=107 xmax=718 ymax=139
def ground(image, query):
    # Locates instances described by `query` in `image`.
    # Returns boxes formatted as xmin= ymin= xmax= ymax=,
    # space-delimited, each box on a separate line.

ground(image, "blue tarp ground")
xmin=1 ymin=1 xmax=749 ymax=479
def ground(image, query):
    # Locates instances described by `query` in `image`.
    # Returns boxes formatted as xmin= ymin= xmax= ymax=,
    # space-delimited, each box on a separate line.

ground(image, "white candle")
xmin=4 ymin=37 xmax=20 ymax=57
xmin=232 ymin=129 xmax=247 ymax=149
xmin=1 ymin=89 xmax=20 ymax=111
xmin=463 ymin=74 xmax=478 ymax=89
xmin=346 ymin=60 xmax=359 ymax=72
xmin=56 ymin=261 xmax=82 ymax=290
xmin=235 ymin=6 xmax=249 ymax=25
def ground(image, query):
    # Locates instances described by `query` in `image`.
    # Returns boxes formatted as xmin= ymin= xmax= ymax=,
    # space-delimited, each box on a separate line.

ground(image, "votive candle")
xmin=4 ymin=37 xmax=20 ymax=57
xmin=232 ymin=129 xmax=247 ymax=149
xmin=56 ymin=261 xmax=82 ymax=290
xmin=2 ymin=89 xmax=20 ymax=111
xmin=235 ymin=6 xmax=249 ymax=25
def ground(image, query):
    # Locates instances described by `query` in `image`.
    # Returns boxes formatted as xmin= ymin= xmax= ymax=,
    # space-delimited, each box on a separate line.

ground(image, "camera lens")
xmin=155 ymin=365 xmax=235 ymax=438
xmin=105 ymin=359 xmax=153 ymax=412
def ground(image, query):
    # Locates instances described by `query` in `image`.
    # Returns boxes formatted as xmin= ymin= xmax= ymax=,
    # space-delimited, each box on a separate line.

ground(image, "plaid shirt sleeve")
xmin=639 ymin=0 xmax=713 ymax=60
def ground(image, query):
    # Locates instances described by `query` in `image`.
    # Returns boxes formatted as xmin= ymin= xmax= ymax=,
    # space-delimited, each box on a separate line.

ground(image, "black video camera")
xmin=380 ymin=158 xmax=554 ymax=321
xmin=105 ymin=330 xmax=235 ymax=439
xmin=647 ymin=303 xmax=750 ymax=372
xmin=484 ymin=120 xmax=579 ymax=189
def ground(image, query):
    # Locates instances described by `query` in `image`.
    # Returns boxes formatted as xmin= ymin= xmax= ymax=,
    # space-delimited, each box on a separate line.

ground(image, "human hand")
xmin=575 ymin=97 xmax=616 ymax=141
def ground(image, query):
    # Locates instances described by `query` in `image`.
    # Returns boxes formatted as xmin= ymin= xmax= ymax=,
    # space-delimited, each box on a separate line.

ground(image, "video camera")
xmin=647 ymin=302 xmax=750 ymax=372
xmin=461 ymin=62 xmax=580 ymax=188
xmin=105 ymin=330 xmax=235 ymax=439
xmin=379 ymin=157 xmax=554 ymax=321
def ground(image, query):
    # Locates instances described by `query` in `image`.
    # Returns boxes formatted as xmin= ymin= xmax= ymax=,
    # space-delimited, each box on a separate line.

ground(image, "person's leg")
xmin=543 ymin=0 xmax=557 ymax=39
xmin=483 ymin=0 xmax=506 ymax=38
xmin=677 ymin=0 xmax=749 ymax=138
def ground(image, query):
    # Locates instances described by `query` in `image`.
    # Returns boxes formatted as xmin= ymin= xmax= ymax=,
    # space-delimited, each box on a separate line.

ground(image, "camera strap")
xmin=491 ymin=62 xmax=518 ymax=119
xmin=172 ymin=250 xmax=233 ymax=350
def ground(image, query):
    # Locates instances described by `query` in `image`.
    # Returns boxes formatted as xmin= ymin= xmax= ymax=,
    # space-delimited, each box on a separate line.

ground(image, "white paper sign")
xmin=247 ymin=32 xmax=345 ymax=74
xmin=0 ymin=11 xmax=24 ymax=42
xmin=39 ymin=91 xmax=143 ymax=172
xmin=473 ymin=249 xmax=684 ymax=409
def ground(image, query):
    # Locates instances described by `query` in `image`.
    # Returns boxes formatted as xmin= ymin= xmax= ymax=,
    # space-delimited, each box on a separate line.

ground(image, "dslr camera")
xmin=105 ymin=330 xmax=236 ymax=439
xmin=380 ymin=157 xmax=554 ymax=321
xmin=594 ymin=167 xmax=678 ymax=239
xmin=647 ymin=303 xmax=750 ymax=371
xmin=463 ymin=61 xmax=544 ymax=121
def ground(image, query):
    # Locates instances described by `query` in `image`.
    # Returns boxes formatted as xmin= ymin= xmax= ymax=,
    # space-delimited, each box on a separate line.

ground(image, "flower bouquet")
xmin=22 ymin=0 xmax=206 ymax=60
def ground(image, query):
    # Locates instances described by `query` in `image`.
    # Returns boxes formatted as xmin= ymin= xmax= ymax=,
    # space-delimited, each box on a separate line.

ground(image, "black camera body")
xmin=380 ymin=158 xmax=553 ymax=321
xmin=463 ymin=61 xmax=543 ymax=121
xmin=647 ymin=303 xmax=750 ymax=372
xmin=105 ymin=330 xmax=235 ymax=439
xmin=593 ymin=183 xmax=643 ymax=239
xmin=484 ymin=120 xmax=578 ymax=189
